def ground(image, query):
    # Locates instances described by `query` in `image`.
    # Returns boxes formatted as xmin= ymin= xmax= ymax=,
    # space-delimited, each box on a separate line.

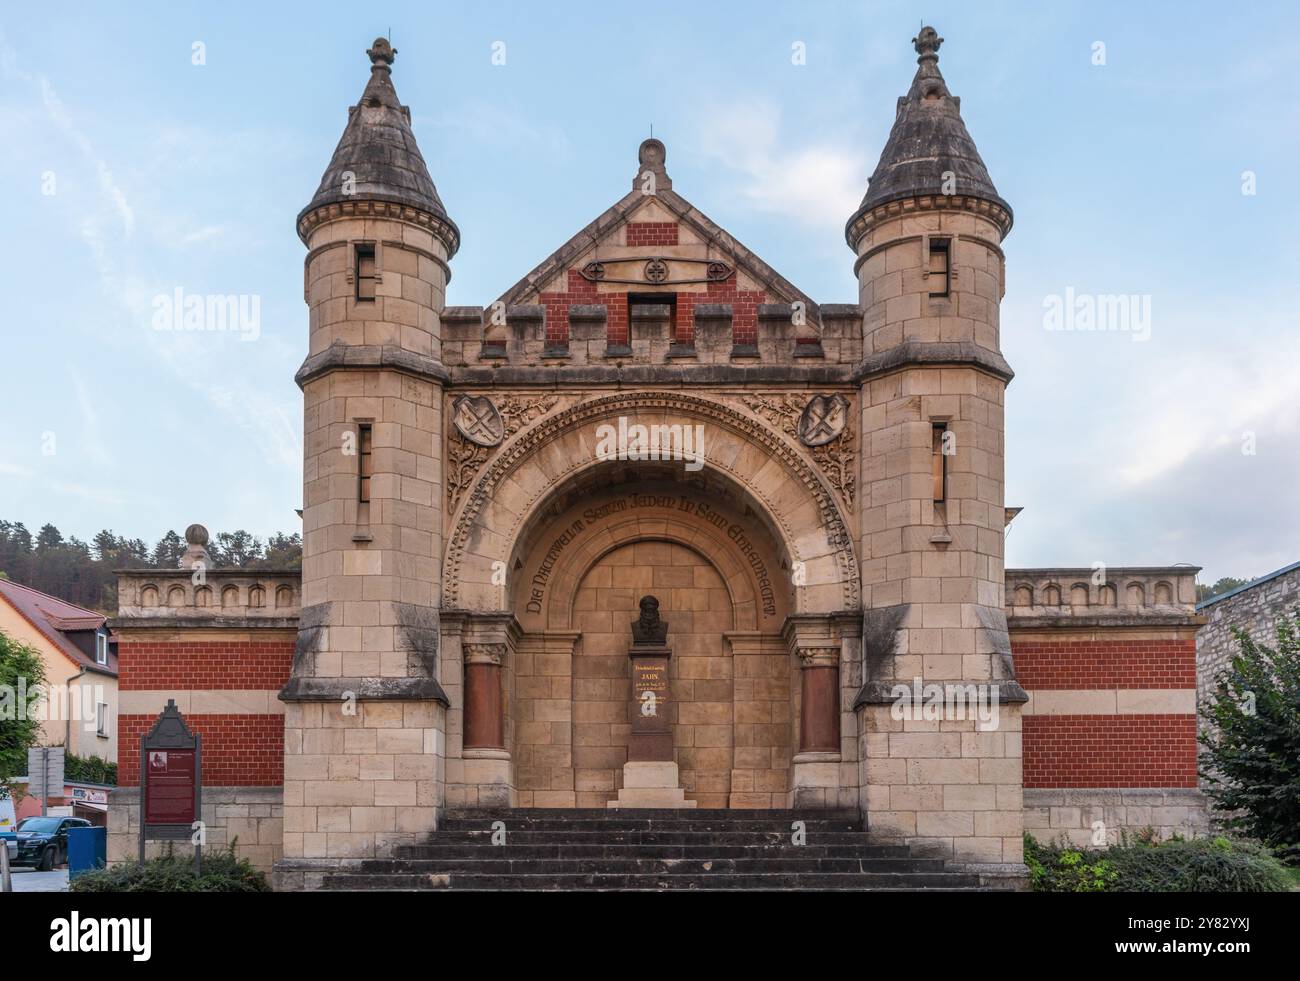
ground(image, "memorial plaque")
xmin=144 ymin=749 xmax=197 ymax=824
xmin=139 ymin=699 xmax=203 ymax=863
xmin=627 ymin=595 xmax=674 ymax=762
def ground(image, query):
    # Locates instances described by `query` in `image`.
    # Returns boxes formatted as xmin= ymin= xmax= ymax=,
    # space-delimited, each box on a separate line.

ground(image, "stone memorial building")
xmin=108 ymin=29 xmax=1206 ymax=889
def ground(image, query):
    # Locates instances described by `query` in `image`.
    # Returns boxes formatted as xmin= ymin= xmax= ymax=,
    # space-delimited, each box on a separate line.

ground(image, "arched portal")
xmin=442 ymin=392 xmax=861 ymax=809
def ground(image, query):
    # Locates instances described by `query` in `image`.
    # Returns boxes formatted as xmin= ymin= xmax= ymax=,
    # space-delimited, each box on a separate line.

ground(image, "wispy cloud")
xmin=50 ymin=481 xmax=125 ymax=506
xmin=692 ymin=100 xmax=864 ymax=228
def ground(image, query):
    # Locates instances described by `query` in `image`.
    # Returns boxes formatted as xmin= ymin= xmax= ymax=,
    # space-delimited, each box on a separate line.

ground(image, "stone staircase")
xmin=317 ymin=808 xmax=1010 ymax=891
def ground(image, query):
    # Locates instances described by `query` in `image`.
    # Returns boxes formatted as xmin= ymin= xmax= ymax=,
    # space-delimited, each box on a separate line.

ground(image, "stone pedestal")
xmin=607 ymin=761 xmax=697 ymax=809
xmin=608 ymin=620 xmax=694 ymax=808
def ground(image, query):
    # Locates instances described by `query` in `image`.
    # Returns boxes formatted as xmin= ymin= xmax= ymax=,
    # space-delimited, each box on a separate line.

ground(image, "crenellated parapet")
xmin=1005 ymin=566 xmax=1202 ymax=627
xmin=440 ymin=303 xmax=864 ymax=371
xmin=116 ymin=568 xmax=301 ymax=623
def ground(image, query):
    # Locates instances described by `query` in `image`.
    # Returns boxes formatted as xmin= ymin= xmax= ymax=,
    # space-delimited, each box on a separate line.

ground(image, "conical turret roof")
xmin=298 ymin=38 xmax=457 ymax=250
xmin=847 ymin=27 xmax=1011 ymax=242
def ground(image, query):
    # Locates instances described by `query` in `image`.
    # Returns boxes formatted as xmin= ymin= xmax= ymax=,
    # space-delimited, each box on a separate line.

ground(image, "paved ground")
xmin=6 ymin=869 xmax=69 ymax=892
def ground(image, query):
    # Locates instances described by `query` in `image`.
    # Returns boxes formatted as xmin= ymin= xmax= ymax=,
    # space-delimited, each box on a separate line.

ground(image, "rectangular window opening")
xmin=932 ymin=423 xmax=949 ymax=503
xmin=355 ymin=243 xmax=377 ymax=301
xmin=97 ymin=702 xmax=109 ymax=738
xmin=928 ymin=239 xmax=951 ymax=298
xmin=95 ymin=632 xmax=108 ymax=665
xmin=357 ymin=423 xmax=373 ymax=505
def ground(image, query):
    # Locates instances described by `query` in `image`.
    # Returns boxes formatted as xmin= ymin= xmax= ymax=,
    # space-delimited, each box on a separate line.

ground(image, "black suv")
xmin=13 ymin=816 xmax=91 ymax=870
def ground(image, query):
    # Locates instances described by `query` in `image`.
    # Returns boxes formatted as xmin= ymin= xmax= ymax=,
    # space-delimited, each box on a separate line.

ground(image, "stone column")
xmin=797 ymin=647 xmax=840 ymax=754
xmin=785 ymin=615 xmax=855 ymax=808
xmin=463 ymin=643 xmax=505 ymax=751
xmin=454 ymin=614 xmax=519 ymax=807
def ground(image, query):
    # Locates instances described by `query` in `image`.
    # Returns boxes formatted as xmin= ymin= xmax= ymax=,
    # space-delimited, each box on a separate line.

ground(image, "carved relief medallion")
xmin=452 ymin=395 xmax=505 ymax=447
xmin=798 ymin=394 xmax=849 ymax=447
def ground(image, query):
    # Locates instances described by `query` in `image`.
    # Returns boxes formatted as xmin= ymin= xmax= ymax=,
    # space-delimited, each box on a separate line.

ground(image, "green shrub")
xmin=1108 ymin=836 xmax=1291 ymax=892
xmin=1024 ymin=833 xmax=1291 ymax=893
xmin=1199 ymin=609 xmax=1300 ymax=863
xmin=70 ymin=844 xmax=270 ymax=893
xmin=1024 ymin=835 xmax=1119 ymax=891
xmin=64 ymin=752 xmax=117 ymax=786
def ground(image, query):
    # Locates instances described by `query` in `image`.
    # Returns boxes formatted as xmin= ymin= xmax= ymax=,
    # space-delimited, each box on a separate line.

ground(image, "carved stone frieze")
xmin=742 ymin=393 xmax=856 ymax=505
xmin=447 ymin=394 xmax=561 ymax=512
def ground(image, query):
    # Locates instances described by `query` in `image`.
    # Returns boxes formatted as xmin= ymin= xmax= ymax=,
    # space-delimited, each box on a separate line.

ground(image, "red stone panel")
xmin=626 ymin=222 xmax=679 ymax=247
xmin=1022 ymin=714 xmax=1198 ymax=788
xmin=118 ymin=640 xmax=294 ymax=691
xmin=118 ymin=713 xmax=284 ymax=787
xmin=1013 ymin=638 xmax=1196 ymax=690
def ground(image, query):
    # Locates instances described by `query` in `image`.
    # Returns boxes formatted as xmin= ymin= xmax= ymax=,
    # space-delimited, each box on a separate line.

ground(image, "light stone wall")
xmin=1024 ymin=789 xmax=1210 ymax=847
xmin=108 ymin=785 xmax=283 ymax=873
xmin=854 ymin=204 xmax=1021 ymax=866
xmin=285 ymin=207 xmax=452 ymax=865
xmin=1197 ymin=563 xmax=1300 ymax=709
xmin=281 ymin=699 xmax=445 ymax=860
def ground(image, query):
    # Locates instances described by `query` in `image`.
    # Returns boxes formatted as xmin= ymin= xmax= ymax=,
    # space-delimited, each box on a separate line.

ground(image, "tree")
xmin=151 ymin=530 xmax=185 ymax=568
xmin=1199 ymin=609 xmax=1300 ymax=862
xmin=35 ymin=523 xmax=66 ymax=552
xmin=1198 ymin=576 xmax=1252 ymax=603
xmin=0 ymin=629 xmax=47 ymax=799
xmin=211 ymin=530 xmax=262 ymax=568
xmin=260 ymin=532 xmax=303 ymax=569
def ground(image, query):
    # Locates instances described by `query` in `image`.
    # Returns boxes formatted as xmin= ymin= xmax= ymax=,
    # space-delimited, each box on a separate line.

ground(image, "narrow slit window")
xmin=357 ymin=423 xmax=373 ymax=503
xmin=932 ymin=423 xmax=949 ymax=503
xmin=356 ymin=244 xmax=377 ymax=301
xmin=97 ymin=702 xmax=109 ymax=738
xmin=928 ymin=239 xmax=951 ymax=297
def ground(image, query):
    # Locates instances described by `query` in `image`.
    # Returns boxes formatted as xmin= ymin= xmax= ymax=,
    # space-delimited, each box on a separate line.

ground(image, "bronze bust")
xmin=630 ymin=595 xmax=669 ymax=645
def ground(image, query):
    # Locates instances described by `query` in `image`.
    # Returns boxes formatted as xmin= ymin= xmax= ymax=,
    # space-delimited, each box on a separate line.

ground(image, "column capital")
xmin=464 ymin=642 xmax=505 ymax=665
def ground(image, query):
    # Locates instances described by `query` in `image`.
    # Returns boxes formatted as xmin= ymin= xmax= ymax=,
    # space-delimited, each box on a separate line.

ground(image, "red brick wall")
xmin=626 ymin=222 xmax=678 ymax=247
xmin=1022 ymin=715 xmax=1198 ymax=788
xmin=537 ymin=268 xmax=765 ymax=347
xmin=1014 ymin=634 xmax=1198 ymax=789
xmin=677 ymin=275 xmax=765 ymax=346
xmin=118 ymin=640 xmax=293 ymax=690
xmin=117 ymin=636 xmax=291 ymax=788
xmin=1014 ymin=639 xmax=1196 ymax=689
xmin=118 ymin=713 xmax=284 ymax=787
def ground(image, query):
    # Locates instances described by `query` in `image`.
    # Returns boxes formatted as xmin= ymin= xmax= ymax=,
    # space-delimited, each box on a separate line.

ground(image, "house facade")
xmin=0 ymin=578 xmax=118 ymax=764
xmin=106 ymin=28 xmax=1206 ymax=887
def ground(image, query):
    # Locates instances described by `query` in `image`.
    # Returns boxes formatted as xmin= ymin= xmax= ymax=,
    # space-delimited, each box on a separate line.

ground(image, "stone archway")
xmin=442 ymin=392 xmax=862 ymax=810
xmin=443 ymin=391 xmax=860 ymax=615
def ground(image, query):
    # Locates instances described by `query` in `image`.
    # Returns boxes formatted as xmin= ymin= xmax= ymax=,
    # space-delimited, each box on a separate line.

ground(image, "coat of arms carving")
xmin=452 ymin=395 xmax=506 ymax=447
xmin=797 ymin=394 xmax=849 ymax=447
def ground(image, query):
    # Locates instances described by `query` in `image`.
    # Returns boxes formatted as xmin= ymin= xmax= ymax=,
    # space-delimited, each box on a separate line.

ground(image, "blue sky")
xmin=1 ymin=1 xmax=1297 ymax=585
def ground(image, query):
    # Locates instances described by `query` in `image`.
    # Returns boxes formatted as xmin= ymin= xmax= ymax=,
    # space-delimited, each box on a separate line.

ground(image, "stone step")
xmin=418 ymin=830 xmax=888 ymax=846
xmin=318 ymin=871 xmax=991 ymax=891
xmin=393 ymin=842 xmax=915 ymax=860
xmin=352 ymin=856 xmax=948 ymax=875
xmin=446 ymin=808 xmax=861 ymax=822
xmin=437 ymin=817 xmax=861 ymax=833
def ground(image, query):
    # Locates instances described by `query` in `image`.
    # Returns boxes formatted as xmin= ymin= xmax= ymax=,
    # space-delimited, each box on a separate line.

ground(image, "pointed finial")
xmin=367 ymin=37 xmax=396 ymax=71
xmin=913 ymin=25 xmax=943 ymax=60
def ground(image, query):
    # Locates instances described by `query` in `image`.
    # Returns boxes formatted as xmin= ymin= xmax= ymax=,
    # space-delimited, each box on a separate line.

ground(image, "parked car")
xmin=12 ymin=816 xmax=91 ymax=870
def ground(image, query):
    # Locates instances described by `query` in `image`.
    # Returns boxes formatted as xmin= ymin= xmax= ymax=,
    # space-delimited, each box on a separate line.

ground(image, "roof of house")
xmin=0 ymin=578 xmax=118 ymax=677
